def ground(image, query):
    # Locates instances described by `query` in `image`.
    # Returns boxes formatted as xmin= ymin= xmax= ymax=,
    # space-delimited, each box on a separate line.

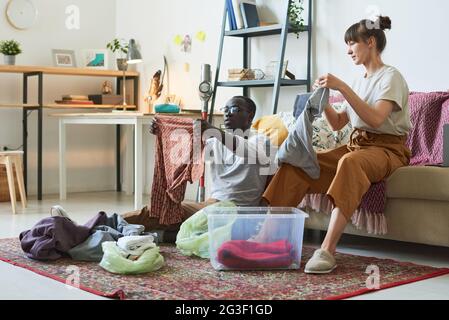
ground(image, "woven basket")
xmin=0 ymin=164 xmax=20 ymax=202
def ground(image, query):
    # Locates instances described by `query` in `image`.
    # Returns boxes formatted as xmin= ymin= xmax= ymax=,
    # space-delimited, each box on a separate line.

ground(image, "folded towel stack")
xmin=217 ymin=240 xmax=294 ymax=269
xmin=117 ymin=235 xmax=157 ymax=257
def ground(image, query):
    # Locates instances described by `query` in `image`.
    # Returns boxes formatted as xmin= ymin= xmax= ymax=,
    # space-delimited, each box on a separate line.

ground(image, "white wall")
xmin=0 ymin=0 xmax=118 ymax=196
xmin=314 ymin=0 xmax=449 ymax=93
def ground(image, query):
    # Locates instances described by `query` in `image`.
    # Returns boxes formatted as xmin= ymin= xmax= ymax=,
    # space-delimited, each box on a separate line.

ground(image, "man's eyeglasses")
xmin=220 ymin=105 xmax=248 ymax=114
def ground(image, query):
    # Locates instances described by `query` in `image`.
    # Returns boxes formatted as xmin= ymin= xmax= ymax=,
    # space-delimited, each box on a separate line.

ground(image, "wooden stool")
xmin=0 ymin=151 xmax=27 ymax=214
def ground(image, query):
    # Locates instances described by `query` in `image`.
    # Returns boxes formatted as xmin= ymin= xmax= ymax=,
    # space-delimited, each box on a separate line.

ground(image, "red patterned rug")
xmin=0 ymin=238 xmax=447 ymax=300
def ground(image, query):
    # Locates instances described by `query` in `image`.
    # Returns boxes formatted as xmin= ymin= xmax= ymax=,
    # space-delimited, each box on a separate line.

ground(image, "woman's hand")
xmin=312 ymin=79 xmax=322 ymax=91
xmin=317 ymin=73 xmax=347 ymax=91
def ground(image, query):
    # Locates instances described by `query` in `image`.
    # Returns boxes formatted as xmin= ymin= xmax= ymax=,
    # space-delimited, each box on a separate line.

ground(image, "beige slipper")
xmin=304 ymin=249 xmax=337 ymax=274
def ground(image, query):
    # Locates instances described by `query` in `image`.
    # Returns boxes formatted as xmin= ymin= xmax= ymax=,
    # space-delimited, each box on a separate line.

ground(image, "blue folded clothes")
xmin=68 ymin=213 xmax=145 ymax=262
xmin=154 ymin=104 xmax=180 ymax=113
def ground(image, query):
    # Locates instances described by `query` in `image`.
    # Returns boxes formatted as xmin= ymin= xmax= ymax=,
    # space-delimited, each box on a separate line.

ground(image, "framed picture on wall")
xmin=52 ymin=49 xmax=77 ymax=68
xmin=81 ymin=49 xmax=108 ymax=69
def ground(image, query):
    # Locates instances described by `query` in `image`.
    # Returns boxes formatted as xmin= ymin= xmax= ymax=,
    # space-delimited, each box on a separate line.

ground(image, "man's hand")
xmin=149 ymin=118 xmax=158 ymax=135
xmin=197 ymin=119 xmax=217 ymax=134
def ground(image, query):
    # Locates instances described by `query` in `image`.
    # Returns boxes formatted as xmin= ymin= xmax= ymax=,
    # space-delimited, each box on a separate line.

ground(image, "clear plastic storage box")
xmin=206 ymin=207 xmax=309 ymax=271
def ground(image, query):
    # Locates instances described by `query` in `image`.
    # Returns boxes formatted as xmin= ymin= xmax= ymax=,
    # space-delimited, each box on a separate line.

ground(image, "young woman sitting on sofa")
xmin=262 ymin=15 xmax=412 ymax=274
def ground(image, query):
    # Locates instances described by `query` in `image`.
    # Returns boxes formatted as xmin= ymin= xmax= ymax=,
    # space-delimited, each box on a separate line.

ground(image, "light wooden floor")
xmin=0 ymin=192 xmax=448 ymax=300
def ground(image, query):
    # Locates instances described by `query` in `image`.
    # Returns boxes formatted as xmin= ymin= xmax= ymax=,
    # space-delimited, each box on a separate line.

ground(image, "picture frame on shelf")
xmin=81 ymin=49 xmax=108 ymax=69
xmin=52 ymin=49 xmax=77 ymax=68
xmin=265 ymin=60 xmax=289 ymax=80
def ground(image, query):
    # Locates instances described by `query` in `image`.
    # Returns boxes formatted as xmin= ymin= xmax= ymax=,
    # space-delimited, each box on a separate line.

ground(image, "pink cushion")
xmin=406 ymin=92 xmax=449 ymax=165
xmin=442 ymin=97 xmax=449 ymax=122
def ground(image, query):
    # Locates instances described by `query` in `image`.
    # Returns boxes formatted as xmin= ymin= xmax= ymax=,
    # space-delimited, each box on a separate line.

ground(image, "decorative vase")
xmin=117 ymin=58 xmax=128 ymax=71
xmin=4 ymin=55 xmax=16 ymax=65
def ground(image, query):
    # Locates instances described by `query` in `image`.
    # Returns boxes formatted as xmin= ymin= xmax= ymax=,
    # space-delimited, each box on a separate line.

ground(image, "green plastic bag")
xmin=99 ymin=242 xmax=164 ymax=275
xmin=176 ymin=201 xmax=237 ymax=259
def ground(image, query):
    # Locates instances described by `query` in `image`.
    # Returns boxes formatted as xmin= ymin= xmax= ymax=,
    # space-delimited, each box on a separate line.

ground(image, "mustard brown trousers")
xmin=263 ymin=129 xmax=411 ymax=221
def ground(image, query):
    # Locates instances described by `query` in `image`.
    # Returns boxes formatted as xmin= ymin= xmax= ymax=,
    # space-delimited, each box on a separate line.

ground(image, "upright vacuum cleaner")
xmin=197 ymin=64 xmax=213 ymax=202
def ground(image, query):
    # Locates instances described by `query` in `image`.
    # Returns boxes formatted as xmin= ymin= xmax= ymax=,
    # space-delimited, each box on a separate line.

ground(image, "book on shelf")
xmin=226 ymin=0 xmax=237 ymax=30
xmin=55 ymin=100 xmax=94 ymax=105
xmin=62 ymin=95 xmax=89 ymax=101
xmin=259 ymin=21 xmax=277 ymax=27
xmin=231 ymin=0 xmax=244 ymax=29
xmin=240 ymin=1 xmax=260 ymax=28
xmin=227 ymin=75 xmax=256 ymax=80
xmin=228 ymin=68 xmax=255 ymax=78
xmin=228 ymin=68 xmax=248 ymax=74
xmin=181 ymin=108 xmax=201 ymax=114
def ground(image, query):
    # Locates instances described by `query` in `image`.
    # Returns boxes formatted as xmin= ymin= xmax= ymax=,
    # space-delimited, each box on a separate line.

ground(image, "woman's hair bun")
xmin=377 ymin=16 xmax=392 ymax=30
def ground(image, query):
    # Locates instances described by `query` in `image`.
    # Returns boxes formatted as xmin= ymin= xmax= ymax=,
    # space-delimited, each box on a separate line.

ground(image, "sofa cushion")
xmin=387 ymin=166 xmax=449 ymax=201
xmin=252 ymin=114 xmax=289 ymax=146
xmin=312 ymin=103 xmax=352 ymax=151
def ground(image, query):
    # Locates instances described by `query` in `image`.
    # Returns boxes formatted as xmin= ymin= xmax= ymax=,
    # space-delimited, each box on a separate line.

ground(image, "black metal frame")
xmin=20 ymin=72 xmax=139 ymax=200
xmin=209 ymin=0 xmax=313 ymax=121
xmin=22 ymin=72 xmax=43 ymax=199
xmin=115 ymin=76 xmax=140 ymax=192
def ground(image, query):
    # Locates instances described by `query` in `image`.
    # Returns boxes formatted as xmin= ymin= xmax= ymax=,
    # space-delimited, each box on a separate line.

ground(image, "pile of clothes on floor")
xmin=19 ymin=206 xmax=164 ymax=275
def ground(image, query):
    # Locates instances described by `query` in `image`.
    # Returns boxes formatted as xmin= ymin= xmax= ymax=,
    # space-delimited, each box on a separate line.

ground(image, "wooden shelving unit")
xmin=45 ymin=104 xmax=137 ymax=109
xmin=0 ymin=65 xmax=139 ymax=77
xmin=0 ymin=64 xmax=140 ymax=200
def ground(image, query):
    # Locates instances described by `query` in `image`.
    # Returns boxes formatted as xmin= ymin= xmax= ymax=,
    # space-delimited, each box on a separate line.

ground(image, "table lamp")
xmin=120 ymin=39 xmax=143 ymax=111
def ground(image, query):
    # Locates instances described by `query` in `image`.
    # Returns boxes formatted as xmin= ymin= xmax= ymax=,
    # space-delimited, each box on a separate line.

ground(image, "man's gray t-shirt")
xmin=205 ymin=131 xmax=277 ymax=206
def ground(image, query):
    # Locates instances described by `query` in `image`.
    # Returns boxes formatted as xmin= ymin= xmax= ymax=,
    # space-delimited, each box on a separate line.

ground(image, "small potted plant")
xmin=0 ymin=40 xmax=22 ymax=65
xmin=107 ymin=38 xmax=129 ymax=71
xmin=288 ymin=0 xmax=306 ymax=39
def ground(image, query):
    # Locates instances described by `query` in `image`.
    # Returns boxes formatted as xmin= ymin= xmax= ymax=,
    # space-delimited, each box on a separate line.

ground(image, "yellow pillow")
xmin=252 ymin=115 xmax=289 ymax=146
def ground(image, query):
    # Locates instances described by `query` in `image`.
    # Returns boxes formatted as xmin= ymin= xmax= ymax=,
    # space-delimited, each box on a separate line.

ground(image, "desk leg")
xmin=37 ymin=73 xmax=43 ymax=200
xmin=133 ymin=77 xmax=139 ymax=111
xmin=22 ymin=108 xmax=28 ymax=193
xmin=22 ymin=75 xmax=28 ymax=193
xmin=116 ymin=125 xmax=122 ymax=192
xmin=125 ymin=126 xmax=133 ymax=196
xmin=59 ymin=120 xmax=66 ymax=200
xmin=134 ymin=119 xmax=143 ymax=210
xmin=37 ymin=106 xmax=43 ymax=200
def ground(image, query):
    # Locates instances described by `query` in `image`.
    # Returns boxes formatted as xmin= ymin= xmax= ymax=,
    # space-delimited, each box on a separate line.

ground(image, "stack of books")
xmin=55 ymin=95 xmax=94 ymax=105
xmin=227 ymin=0 xmax=260 ymax=30
xmin=228 ymin=68 xmax=255 ymax=81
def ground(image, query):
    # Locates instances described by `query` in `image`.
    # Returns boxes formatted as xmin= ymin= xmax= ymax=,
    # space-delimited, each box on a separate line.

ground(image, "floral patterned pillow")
xmin=269 ymin=104 xmax=352 ymax=152
xmin=312 ymin=103 xmax=352 ymax=152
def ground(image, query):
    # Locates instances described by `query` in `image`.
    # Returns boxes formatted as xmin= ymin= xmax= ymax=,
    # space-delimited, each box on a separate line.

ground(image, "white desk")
xmin=53 ymin=113 xmax=153 ymax=210
xmin=52 ymin=111 xmax=216 ymax=210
